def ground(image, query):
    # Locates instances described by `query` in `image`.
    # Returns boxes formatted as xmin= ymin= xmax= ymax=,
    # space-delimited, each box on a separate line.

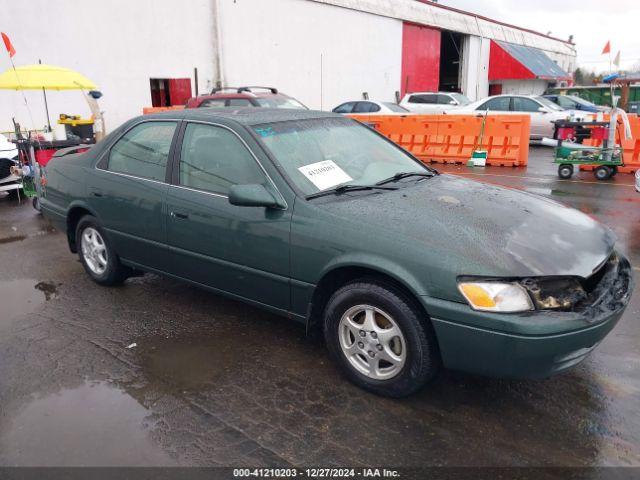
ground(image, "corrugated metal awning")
xmin=492 ymin=40 xmax=570 ymax=81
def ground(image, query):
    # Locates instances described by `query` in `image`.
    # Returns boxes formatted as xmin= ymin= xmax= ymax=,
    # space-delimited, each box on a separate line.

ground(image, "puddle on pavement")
xmin=137 ymin=334 xmax=261 ymax=392
xmin=525 ymin=187 xmax=574 ymax=197
xmin=0 ymin=279 xmax=49 ymax=326
xmin=0 ymin=381 xmax=176 ymax=466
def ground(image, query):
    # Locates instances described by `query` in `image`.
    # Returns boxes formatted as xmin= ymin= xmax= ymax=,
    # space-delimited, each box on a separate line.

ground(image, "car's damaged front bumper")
xmin=422 ymin=252 xmax=634 ymax=379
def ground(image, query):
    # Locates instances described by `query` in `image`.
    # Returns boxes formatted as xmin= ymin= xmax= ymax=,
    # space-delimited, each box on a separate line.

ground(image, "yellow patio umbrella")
xmin=0 ymin=64 xmax=98 ymax=130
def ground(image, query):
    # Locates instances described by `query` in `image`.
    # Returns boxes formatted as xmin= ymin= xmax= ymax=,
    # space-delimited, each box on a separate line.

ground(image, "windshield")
xmin=255 ymin=97 xmax=307 ymax=110
xmin=568 ymin=95 xmax=595 ymax=107
xmin=253 ymin=118 xmax=430 ymax=196
xmin=450 ymin=93 xmax=471 ymax=105
xmin=382 ymin=103 xmax=409 ymax=113
xmin=536 ymin=96 xmax=564 ymax=111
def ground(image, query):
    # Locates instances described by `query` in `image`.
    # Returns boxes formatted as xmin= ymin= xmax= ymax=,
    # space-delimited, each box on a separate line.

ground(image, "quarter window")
xmin=333 ymin=102 xmax=356 ymax=114
xmin=107 ymin=121 xmax=177 ymax=181
xmin=179 ymin=123 xmax=265 ymax=195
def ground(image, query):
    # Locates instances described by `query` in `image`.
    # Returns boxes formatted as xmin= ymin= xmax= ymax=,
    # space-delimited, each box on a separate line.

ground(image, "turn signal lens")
xmin=458 ymin=281 xmax=533 ymax=313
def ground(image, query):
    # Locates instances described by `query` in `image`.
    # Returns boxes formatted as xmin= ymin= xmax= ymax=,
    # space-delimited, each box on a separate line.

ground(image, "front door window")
xmin=179 ymin=123 xmax=265 ymax=195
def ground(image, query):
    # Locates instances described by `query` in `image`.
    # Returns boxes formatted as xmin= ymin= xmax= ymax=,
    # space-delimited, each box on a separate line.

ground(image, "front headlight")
xmin=458 ymin=281 xmax=534 ymax=313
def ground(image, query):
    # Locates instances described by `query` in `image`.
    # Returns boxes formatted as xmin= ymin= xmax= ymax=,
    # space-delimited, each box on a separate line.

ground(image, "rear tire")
xmin=323 ymin=279 xmax=440 ymax=397
xmin=594 ymin=166 xmax=612 ymax=181
xmin=75 ymin=215 xmax=129 ymax=286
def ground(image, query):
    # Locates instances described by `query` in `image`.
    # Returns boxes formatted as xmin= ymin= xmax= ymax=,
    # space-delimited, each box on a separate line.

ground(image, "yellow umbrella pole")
xmin=38 ymin=60 xmax=52 ymax=131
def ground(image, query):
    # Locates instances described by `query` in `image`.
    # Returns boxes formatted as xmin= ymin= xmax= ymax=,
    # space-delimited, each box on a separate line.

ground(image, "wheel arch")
xmin=306 ymin=262 xmax=432 ymax=336
xmin=66 ymin=202 xmax=98 ymax=253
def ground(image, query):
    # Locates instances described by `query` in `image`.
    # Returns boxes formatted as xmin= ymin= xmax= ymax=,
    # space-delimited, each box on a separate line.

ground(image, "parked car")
xmin=453 ymin=94 xmax=586 ymax=140
xmin=39 ymin=109 xmax=632 ymax=397
xmin=543 ymin=94 xmax=605 ymax=113
xmin=332 ymin=100 xmax=409 ymax=115
xmin=0 ymin=134 xmax=21 ymax=198
xmin=635 ymin=168 xmax=640 ymax=193
xmin=185 ymin=86 xmax=307 ymax=110
xmin=399 ymin=92 xmax=471 ymax=113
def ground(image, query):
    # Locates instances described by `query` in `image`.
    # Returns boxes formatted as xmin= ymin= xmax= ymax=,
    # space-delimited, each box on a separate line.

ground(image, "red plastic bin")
xmin=590 ymin=126 xmax=609 ymax=141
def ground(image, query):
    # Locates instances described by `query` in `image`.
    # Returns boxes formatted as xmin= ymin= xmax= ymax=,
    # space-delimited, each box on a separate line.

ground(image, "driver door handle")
xmin=170 ymin=211 xmax=189 ymax=219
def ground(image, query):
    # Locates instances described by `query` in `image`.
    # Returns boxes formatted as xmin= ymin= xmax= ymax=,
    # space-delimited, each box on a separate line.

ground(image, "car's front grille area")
xmin=574 ymin=252 xmax=633 ymax=320
xmin=520 ymin=252 xmax=632 ymax=317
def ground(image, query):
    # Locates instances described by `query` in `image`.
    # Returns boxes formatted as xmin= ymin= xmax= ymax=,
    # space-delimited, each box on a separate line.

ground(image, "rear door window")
xmin=199 ymin=98 xmax=227 ymax=108
xmin=408 ymin=94 xmax=437 ymax=104
xmin=107 ymin=121 xmax=177 ymax=181
xmin=179 ymin=123 xmax=265 ymax=195
xmin=353 ymin=102 xmax=380 ymax=113
xmin=477 ymin=97 xmax=511 ymax=111
xmin=228 ymin=98 xmax=253 ymax=107
xmin=437 ymin=95 xmax=453 ymax=105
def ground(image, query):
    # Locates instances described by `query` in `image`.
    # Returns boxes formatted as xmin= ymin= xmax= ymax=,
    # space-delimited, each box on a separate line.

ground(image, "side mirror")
xmin=228 ymin=184 xmax=281 ymax=208
xmin=449 ymin=100 xmax=457 ymax=105
xmin=538 ymin=107 xmax=550 ymax=114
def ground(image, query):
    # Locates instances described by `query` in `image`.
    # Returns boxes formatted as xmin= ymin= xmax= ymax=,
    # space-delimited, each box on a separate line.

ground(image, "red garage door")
xmin=401 ymin=23 xmax=441 ymax=96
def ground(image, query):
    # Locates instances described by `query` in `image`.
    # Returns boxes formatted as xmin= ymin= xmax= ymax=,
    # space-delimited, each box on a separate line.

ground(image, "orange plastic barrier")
xmin=142 ymin=106 xmax=185 ymax=114
xmin=349 ymin=114 xmax=530 ymax=167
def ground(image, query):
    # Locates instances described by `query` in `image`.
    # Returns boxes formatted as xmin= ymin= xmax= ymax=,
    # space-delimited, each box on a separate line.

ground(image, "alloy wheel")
xmin=81 ymin=227 xmax=108 ymax=275
xmin=338 ymin=304 xmax=407 ymax=380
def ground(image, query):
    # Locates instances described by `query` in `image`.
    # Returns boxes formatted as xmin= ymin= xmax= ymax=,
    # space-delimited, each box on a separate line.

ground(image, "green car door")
xmin=164 ymin=121 xmax=292 ymax=312
xmin=90 ymin=120 xmax=179 ymax=271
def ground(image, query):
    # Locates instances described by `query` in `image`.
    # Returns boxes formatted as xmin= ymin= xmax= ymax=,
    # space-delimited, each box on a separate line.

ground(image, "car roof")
xmin=406 ymin=92 xmax=453 ymax=95
xmin=141 ymin=108 xmax=342 ymax=126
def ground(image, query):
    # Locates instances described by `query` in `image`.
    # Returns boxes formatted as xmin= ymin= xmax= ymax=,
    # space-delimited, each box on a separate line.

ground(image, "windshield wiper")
xmin=376 ymin=171 xmax=437 ymax=186
xmin=306 ymin=184 xmax=398 ymax=200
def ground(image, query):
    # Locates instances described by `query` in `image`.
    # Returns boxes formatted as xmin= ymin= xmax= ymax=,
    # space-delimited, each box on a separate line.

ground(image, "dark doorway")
xmin=439 ymin=31 xmax=463 ymax=92
xmin=150 ymin=78 xmax=192 ymax=107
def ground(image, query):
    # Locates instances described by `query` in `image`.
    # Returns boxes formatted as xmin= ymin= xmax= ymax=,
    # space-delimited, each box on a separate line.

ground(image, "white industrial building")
xmin=0 ymin=0 xmax=577 ymax=132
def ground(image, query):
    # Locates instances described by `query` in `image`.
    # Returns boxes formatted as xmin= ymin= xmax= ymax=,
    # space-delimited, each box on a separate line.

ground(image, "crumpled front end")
xmin=424 ymin=252 xmax=634 ymax=379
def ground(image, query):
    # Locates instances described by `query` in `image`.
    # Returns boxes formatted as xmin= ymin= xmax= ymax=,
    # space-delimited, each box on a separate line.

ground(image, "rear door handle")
xmin=170 ymin=211 xmax=189 ymax=219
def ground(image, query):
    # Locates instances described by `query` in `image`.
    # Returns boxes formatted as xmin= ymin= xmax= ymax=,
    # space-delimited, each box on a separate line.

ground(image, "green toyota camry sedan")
xmin=40 ymin=109 xmax=633 ymax=397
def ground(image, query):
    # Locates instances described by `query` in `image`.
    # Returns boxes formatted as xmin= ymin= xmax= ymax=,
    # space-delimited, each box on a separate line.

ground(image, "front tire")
xmin=558 ymin=164 xmax=573 ymax=179
xmin=76 ymin=215 xmax=128 ymax=286
xmin=323 ymin=279 xmax=440 ymax=397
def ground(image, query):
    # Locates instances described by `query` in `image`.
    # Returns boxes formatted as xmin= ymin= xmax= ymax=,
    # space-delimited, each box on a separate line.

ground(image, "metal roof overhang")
xmin=489 ymin=40 xmax=570 ymax=82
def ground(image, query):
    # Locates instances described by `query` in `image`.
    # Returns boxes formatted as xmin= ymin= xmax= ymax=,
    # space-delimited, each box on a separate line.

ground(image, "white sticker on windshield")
xmin=298 ymin=160 xmax=353 ymax=191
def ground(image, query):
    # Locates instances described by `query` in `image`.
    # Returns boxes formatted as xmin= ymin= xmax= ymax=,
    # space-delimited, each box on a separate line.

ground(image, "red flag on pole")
xmin=1 ymin=32 xmax=16 ymax=58
xmin=601 ymin=41 xmax=611 ymax=55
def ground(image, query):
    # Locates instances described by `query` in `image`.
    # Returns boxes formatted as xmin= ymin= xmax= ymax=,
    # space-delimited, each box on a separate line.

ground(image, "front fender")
xmin=318 ymin=252 xmax=432 ymax=297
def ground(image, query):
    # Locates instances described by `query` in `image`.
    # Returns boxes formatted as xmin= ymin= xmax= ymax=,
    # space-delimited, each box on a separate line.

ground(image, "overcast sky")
xmin=441 ymin=0 xmax=640 ymax=73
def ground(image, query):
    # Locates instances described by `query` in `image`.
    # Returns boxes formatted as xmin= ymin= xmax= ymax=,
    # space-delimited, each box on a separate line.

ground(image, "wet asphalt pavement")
xmin=0 ymin=147 xmax=639 ymax=468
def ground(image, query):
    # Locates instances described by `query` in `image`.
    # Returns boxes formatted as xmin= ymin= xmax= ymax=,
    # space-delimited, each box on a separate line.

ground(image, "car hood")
xmin=317 ymin=174 xmax=615 ymax=279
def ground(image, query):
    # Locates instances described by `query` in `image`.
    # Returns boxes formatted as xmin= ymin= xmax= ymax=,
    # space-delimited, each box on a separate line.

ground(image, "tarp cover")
xmin=493 ymin=40 xmax=569 ymax=80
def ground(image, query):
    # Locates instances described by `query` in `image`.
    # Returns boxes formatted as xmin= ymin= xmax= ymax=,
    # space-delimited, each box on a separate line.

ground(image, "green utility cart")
xmin=553 ymin=119 xmax=623 ymax=181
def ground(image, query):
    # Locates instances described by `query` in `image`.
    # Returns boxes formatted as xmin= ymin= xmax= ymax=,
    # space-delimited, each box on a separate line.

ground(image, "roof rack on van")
xmin=210 ymin=86 xmax=279 ymax=95
xmin=210 ymin=87 xmax=243 ymax=94
xmin=237 ymin=86 xmax=278 ymax=94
